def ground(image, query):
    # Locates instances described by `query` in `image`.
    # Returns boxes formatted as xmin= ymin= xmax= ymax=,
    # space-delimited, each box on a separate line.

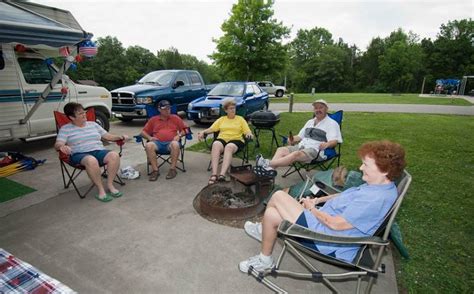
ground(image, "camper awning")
xmin=0 ymin=1 xmax=88 ymax=48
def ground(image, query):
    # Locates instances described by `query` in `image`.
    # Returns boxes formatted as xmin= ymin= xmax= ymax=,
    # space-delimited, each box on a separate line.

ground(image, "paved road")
xmin=270 ymin=102 xmax=474 ymax=115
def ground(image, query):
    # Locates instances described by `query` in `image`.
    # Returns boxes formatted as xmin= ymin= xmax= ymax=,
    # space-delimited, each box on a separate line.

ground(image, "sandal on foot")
xmin=166 ymin=169 xmax=177 ymax=180
xmin=208 ymin=174 xmax=218 ymax=185
xmin=149 ymin=170 xmax=160 ymax=181
xmin=95 ymin=193 xmax=113 ymax=202
xmin=217 ymin=175 xmax=226 ymax=182
xmin=110 ymin=191 xmax=123 ymax=198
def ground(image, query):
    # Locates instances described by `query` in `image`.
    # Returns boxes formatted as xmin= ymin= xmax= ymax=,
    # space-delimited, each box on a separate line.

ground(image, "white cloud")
xmin=34 ymin=0 xmax=473 ymax=62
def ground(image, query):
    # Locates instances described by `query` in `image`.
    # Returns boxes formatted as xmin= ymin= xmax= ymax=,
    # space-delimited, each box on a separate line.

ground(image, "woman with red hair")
xmin=239 ymin=140 xmax=406 ymax=272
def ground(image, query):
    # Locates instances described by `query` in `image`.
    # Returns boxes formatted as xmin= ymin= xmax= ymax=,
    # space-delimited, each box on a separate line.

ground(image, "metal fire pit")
xmin=196 ymin=165 xmax=273 ymax=221
xmin=198 ymin=181 xmax=263 ymax=220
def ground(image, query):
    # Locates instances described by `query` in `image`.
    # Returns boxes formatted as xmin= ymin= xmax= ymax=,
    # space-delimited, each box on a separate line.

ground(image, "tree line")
xmin=68 ymin=0 xmax=474 ymax=94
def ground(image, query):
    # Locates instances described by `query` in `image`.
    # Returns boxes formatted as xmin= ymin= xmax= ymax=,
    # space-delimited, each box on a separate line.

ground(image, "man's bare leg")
xmin=145 ymin=142 xmax=159 ymax=172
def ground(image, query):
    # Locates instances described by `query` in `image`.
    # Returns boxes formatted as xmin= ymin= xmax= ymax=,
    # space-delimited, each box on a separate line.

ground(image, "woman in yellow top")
xmin=197 ymin=98 xmax=253 ymax=184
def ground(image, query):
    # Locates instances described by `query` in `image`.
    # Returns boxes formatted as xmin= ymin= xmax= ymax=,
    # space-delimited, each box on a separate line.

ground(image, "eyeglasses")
xmin=75 ymin=111 xmax=87 ymax=116
xmin=160 ymin=106 xmax=171 ymax=110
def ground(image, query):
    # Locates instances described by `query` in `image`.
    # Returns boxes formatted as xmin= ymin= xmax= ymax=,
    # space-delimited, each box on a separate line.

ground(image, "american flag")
xmin=79 ymin=46 xmax=98 ymax=57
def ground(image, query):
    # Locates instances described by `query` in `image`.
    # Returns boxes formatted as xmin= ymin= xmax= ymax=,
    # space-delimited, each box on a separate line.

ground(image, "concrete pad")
xmin=0 ymin=119 xmax=399 ymax=293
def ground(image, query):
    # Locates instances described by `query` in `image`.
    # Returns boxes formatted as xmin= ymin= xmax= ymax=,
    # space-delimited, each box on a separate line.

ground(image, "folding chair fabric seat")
xmin=54 ymin=108 xmax=125 ymax=199
xmin=245 ymin=170 xmax=412 ymax=294
xmin=282 ymin=110 xmax=343 ymax=180
xmin=135 ymin=127 xmax=192 ymax=175
xmin=204 ymin=131 xmax=250 ymax=171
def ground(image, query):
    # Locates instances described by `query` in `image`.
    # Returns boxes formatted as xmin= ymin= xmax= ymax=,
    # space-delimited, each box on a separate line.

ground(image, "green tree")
xmin=358 ymin=37 xmax=386 ymax=92
xmin=377 ymin=29 xmax=424 ymax=93
xmin=422 ymin=19 xmax=474 ymax=91
xmin=91 ymin=36 xmax=128 ymax=90
xmin=157 ymin=47 xmax=183 ymax=69
xmin=211 ymin=0 xmax=290 ymax=81
xmin=288 ymin=27 xmax=353 ymax=92
xmin=124 ymin=45 xmax=162 ymax=83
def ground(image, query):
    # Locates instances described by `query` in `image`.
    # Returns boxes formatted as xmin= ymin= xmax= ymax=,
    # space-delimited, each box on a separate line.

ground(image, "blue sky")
xmin=35 ymin=0 xmax=473 ymax=62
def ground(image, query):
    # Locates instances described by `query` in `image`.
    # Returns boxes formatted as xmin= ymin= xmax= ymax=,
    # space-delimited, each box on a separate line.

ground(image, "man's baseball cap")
xmin=312 ymin=99 xmax=328 ymax=108
xmin=158 ymin=100 xmax=171 ymax=109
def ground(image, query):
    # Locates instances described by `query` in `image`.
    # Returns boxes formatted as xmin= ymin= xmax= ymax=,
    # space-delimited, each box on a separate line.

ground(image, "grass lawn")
xmin=270 ymin=93 xmax=472 ymax=106
xmin=188 ymin=112 xmax=474 ymax=292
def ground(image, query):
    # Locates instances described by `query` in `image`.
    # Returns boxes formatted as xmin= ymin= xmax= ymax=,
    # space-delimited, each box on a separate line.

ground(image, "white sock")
xmin=259 ymin=253 xmax=273 ymax=264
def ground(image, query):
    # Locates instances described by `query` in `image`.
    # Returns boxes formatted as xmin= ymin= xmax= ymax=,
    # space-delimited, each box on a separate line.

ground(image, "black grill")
xmin=249 ymin=110 xmax=280 ymax=128
xmin=111 ymin=92 xmax=135 ymax=105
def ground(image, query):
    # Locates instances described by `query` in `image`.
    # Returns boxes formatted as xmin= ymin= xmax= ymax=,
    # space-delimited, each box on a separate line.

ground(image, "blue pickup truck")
xmin=111 ymin=70 xmax=208 ymax=121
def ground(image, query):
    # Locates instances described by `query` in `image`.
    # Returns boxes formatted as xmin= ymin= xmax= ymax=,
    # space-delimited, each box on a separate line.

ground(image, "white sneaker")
xmin=244 ymin=221 xmax=262 ymax=242
xmin=255 ymin=154 xmax=270 ymax=168
xmin=239 ymin=254 xmax=274 ymax=273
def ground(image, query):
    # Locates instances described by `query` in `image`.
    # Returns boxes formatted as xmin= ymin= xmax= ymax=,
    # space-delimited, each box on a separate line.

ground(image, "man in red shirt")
xmin=141 ymin=100 xmax=186 ymax=181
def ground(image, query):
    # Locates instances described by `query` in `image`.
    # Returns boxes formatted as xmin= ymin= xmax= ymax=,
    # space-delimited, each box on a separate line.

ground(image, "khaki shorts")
xmin=287 ymin=145 xmax=323 ymax=162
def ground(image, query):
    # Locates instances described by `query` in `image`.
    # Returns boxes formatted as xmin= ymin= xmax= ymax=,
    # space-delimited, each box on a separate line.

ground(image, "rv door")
xmin=16 ymin=54 xmax=76 ymax=135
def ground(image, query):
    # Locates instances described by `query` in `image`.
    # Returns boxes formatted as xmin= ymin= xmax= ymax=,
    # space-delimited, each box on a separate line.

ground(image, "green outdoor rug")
xmin=0 ymin=178 xmax=36 ymax=203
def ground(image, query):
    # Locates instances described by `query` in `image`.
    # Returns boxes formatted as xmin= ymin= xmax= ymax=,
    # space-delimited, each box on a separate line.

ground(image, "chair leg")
xmin=60 ymin=161 xmax=67 ymax=188
xmin=61 ymin=163 xmax=92 ymax=199
xmin=180 ymin=148 xmax=186 ymax=172
xmin=282 ymin=163 xmax=305 ymax=180
xmin=113 ymin=174 xmax=125 ymax=186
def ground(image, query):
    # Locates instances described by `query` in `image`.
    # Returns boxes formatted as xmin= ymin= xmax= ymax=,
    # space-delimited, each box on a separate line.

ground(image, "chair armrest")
xmin=203 ymin=131 xmax=218 ymax=150
xmin=278 ymin=220 xmax=389 ymax=246
xmin=134 ymin=135 xmax=148 ymax=148
xmin=57 ymin=149 xmax=70 ymax=163
xmin=179 ymin=127 xmax=193 ymax=145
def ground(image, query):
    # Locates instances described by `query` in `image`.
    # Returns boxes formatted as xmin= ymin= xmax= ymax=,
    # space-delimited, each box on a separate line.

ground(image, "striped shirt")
xmin=56 ymin=122 xmax=107 ymax=154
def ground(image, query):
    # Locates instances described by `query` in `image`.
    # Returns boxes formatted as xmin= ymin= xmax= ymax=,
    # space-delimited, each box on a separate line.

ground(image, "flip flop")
xmin=95 ymin=193 xmax=113 ymax=202
xmin=217 ymin=175 xmax=226 ymax=182
xmin=110 ymin=191 xmax=123 ymax=198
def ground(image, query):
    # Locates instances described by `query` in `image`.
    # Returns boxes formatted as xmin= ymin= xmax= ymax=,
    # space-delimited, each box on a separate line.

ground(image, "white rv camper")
xmin=0 ymin=1 xmax=112 ymax=142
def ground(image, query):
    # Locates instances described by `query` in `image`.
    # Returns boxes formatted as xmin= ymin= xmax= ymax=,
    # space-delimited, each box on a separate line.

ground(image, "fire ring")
xmin=197 ymin=181 xmax=263 ymax=220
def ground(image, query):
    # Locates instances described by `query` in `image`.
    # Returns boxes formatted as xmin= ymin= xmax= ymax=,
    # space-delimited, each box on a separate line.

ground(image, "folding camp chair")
xmin=53 ymin=108 xmax=125 ymax=199
xmin=135 ymin=103 xmax=192 ymax=175
xmin=282 ymin=110 xmax=343 ymax=181
xmin=204 ymin=105 xmax=252 ymax=171
xmin=245 ymin=170 xmax=412 ymax=294
xmin=135 ymin=127 xmax=192 ymax=175
xmin=204 ymin=131 xmax=250 ymax=171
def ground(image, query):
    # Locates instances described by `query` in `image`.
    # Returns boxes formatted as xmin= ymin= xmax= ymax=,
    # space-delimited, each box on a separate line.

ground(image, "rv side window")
xmin=18 ymin=58 xmax=54 ymax=84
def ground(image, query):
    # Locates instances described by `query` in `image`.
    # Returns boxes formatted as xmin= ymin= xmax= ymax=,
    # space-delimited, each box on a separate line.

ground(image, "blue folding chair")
xmin=134 ymin=104 xmax=192 ymax=174
xmin=282 ymin=110 xmax=343 ymax=180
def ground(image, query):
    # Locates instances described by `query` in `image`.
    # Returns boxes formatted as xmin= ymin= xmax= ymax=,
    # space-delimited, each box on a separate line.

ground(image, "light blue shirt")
xmin=304 ymin=182 xmax=397 ymax=262
xmin=56 ymin=122 xmax=107 ymax=154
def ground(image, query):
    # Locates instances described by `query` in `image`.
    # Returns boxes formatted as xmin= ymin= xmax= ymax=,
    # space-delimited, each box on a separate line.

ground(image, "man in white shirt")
xmin=255 ymin=99 xmax=342 ymax=175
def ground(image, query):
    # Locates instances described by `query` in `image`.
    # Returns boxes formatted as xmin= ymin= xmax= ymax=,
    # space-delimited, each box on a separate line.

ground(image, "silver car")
xmin=257 ymin=81 xmax=286 ymax=97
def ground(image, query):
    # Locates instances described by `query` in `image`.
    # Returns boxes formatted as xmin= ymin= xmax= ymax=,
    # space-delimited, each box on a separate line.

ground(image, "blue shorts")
xmin=70 ymin=149 xmax=110 ymax=166
xmin=153 ymin=140 xmax=172 ymax=154
xmin=295 ymin=212 xmax=336 ymax=257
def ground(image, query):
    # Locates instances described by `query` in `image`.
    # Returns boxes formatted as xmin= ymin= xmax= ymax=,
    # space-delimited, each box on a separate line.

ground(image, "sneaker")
xmin=244 ymin=221 xmax=262 ymax=242
xmin=253 ymin=166 xmax=277 ymax=178
xmin=239 ymin=254 xmax=274 ymax=273
xmin=255 ymin=154 xmax=270 ymax=168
